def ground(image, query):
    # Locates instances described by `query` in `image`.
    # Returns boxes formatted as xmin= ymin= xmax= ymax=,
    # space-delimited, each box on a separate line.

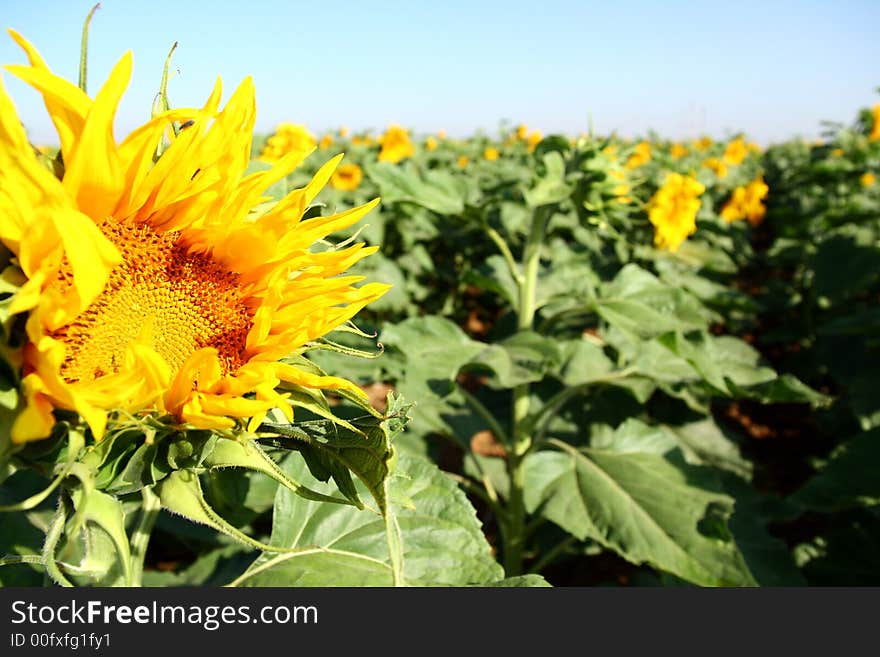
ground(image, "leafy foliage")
xmin=3 ymin=99 xmax=879 ymax=588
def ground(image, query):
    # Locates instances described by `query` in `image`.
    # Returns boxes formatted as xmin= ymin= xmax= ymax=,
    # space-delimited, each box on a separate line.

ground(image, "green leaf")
xmin=365 ymin=162 xmax=467 ymax=214
xmin=484 ymin=574 xmax=552 ymax=587
xmin=468 ymin=331 xmax=563 ymax=388
xmin=523 ymin=152 xmax=573 ymax=207
xmin=727 ymin=375 xmax=831 ymax=406
xmin=66 ymin=486 xmax=133 ymax=586
xmin=658 ymin=332 xmax=776 ymax=392
xmin=82 ymin=428 xmax=219 ymax=495
xmin=652 ymin=332 xmax=827 ymax=406
xmin=668 ymin=419 xmax=753 ymax=480
xmin=380 ymin=316 xmax=485 ymax=432
xmin=791 ymin=428 xmax=880 ymax=511
xmin=811 ymin=230 xmax=880 ymax=301
xmin=557 ymin=339 xmax=614 ymax=386
xmin=153 ymin=469 xmax=288 ymax=554
xmin=721 ymin=474 xmax=806 ymax=586
xmin=230 ymin=453 xmax=503 ymax=586
xmin=0 ymin=381 xmax=21 ymax=473
xmin=465 ymin=254 xmax=520 ymax=309
xmin=524 ymin=441 xmax=755 ymax=586
xmin=596 ymin=265 xmax=713 ymax=339
xmin=259 ymin=403 xmax=401 ymax=512
xmin=350 ymin=252 xmax=410 ymax=313
xmin=537 ymin=254 xmax=600 ymax=312
xmin=0 ymin=427 xmax=86 ymax=511
xmin=0 ymin=508 xmax=53 ymax=585
xmin=203 ymin=438 xmax=354 ymax=507
xmin=380 ymin=316 xmax=485 ymax=381
xmin=615 ymin=333 xmax=692 ymax=383
xmin=201 ymin=467 xmax=279 ymax=528
xmin=588 ymin=418 xmax=679 ymax=455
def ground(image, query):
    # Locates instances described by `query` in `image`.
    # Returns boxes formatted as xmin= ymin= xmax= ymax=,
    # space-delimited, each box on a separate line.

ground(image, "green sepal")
xmin=304 ymin=336 xmax=385 ymax=361
xmin=330 ymin=319 xmax=380 ymax=340
xmin=153 ymin=469 xmax=301 ymax=554
xmin=281 ymin=353 xmax=383 ymax=418
xmin=202 ymin=438 xmax=356 ymax=507
xmin=259 ymin=393 xmax=410 ymax=514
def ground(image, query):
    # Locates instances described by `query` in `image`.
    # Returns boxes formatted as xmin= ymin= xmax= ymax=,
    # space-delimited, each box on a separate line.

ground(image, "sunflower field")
xmin=1 ymin=21 xmax=879 ymax=588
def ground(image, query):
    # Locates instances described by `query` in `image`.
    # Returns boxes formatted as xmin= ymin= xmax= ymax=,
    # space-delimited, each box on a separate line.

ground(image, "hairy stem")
xmin=129 ymin=486 xmax=162 ymax=587
xmin=78 ymin=3 xmax=101 ymax=93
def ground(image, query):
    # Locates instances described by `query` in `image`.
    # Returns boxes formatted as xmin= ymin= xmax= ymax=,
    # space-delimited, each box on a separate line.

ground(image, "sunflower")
xmin=720 ymin=175 xmax=769 ymax=226
xmin=625 ymin=141 xmax=651 ymax=169
xmin=0 ymin=30 xmax=389 ymax=444
xmin=330 ymin=163 xmax=364 ymax=191
xmin=377 ymin=125 xmax=414 ymax=164
xmin=722 ymin=136 xmax=749 ymax=166
xmin=646 ymin=172 xmax=705 ymax=252
xmin=258 ymin=122 xmax=317 ymax=163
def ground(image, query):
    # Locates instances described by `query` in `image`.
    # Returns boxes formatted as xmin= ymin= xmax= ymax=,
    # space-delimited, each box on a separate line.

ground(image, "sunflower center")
xmin=52 ymin=220 xmax=253 ymax=383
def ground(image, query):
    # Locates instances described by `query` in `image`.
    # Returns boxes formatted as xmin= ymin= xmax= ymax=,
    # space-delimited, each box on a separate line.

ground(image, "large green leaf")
xmin=524 ymin=440 xmax=755 ymax=586
xmin=468 ymin=331 xmax=564 ymax=388
xmin=721 ymin=474 xmax=806 ymax=586
xmin=230 ymin=453 xmax=504 ymax=586
xmin=365 ymin=162 xmax=468 ymax=214
xmin=596 ymin=265 xmax=714 ymax=339
xmin=379 ymin=317 xmax=485 ymax=432
xmin=380 ymin=316 xmax=486 ymax=381
xmin=657 ymin=331 xmax=828 ymax=405
xmin=658 ymin=332 xmax=775 ymax=391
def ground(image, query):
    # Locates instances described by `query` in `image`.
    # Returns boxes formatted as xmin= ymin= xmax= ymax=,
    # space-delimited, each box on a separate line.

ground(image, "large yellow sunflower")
xmin=0 ymin=31 xmax=389 ymax=444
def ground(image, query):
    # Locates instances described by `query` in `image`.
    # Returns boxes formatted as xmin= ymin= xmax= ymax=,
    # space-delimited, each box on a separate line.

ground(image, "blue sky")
xmin=1 ymin=1 xmax=878 ymax=145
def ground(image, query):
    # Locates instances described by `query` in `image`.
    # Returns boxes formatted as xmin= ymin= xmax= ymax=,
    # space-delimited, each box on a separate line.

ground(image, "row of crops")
xmin=247 ymin=108 xmax=880 ymax=586
xmin=2 ymin=30 xmax=877 ymax=584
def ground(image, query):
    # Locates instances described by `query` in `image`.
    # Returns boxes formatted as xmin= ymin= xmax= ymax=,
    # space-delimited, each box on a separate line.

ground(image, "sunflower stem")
xmin=42 ymin=498 xmax=74 ymax=587
xmin=78 ymin=3 xmax=101 ymax=93
xmin=485 ymin=226 xmax=523 ymax=286
xmin=129 ymin=486 xmax=162 ymax=587
xmin=503 ymin=205 xmax=549 ymax=576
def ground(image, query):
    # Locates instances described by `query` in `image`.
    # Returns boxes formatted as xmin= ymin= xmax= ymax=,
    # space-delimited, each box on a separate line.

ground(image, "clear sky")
xmin=1 ymin=0 xmax=878 ymax=145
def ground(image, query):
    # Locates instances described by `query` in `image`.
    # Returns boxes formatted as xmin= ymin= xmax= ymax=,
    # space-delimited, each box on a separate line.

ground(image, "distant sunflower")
xmin=377 ymin=124 xmax=414 ymax=163
xmin=0 ymin=31 xmax=389 ymax=443
xmin=330 ymin=163 xmax=363 ymax=191
xmin=646 ymin=172 xmax=705 ymax=252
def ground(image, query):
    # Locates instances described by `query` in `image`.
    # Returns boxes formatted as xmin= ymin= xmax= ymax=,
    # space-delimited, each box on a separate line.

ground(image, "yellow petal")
xmin=6 ymin=29 xmax=91 ymax=157
xmin=11 ymin=374 xmax=56 ymax=443
xmin=61 ymin=51 xmax=132 ymax=220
